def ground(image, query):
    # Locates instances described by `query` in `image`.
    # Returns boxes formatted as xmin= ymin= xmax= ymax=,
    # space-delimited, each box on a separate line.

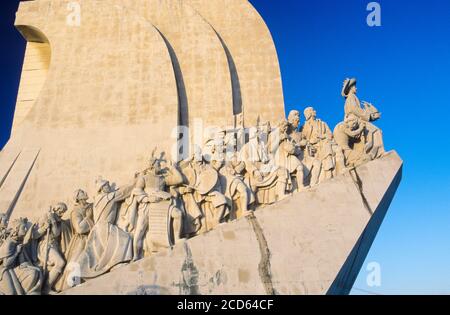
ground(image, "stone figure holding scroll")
xmin=75 ymin=179 xmax=134 ymax=279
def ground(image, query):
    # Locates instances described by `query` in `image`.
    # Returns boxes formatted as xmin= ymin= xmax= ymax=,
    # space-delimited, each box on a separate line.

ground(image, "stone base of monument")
xmin=62 ymin=151 xmax=402 ymax=295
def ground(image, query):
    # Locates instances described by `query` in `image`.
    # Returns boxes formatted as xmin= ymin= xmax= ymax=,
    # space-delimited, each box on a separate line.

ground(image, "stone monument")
xmin=0 ymin=0 xmax=402 ymax=295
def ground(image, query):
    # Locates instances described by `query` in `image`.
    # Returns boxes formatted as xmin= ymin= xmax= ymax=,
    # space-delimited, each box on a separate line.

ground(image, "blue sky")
xmin=1 ymin=0 xmax=450 ymax=294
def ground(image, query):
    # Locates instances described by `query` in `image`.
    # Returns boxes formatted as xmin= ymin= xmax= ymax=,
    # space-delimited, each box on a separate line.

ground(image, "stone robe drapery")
xmin=240 ymin=139 xmax=288 ymax=204
xmin=76 ymin=185 xmax=133 ymax=279
xmin=344 ymin=94 xmax=385 ymax=159
xmin=0 ymin=239 xmax=42 ymax=295
xmin=55 ymin=203 xmax=94 ymax=291
xmin=302 ymin=119 xmax=335 ymax=172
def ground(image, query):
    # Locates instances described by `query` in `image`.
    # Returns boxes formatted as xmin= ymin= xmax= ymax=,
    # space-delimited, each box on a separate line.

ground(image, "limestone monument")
xmin=0 ymin=0 xmax=402 ymax=295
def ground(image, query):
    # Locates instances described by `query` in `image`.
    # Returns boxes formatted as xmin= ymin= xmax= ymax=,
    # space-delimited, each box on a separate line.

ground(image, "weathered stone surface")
xmin=3 ymin=0 xmax=286 ymax=222
xmin=185 ymin=0 xmax=286 ymax=126
xmin=8 ymin=0 xmax=179 ymax=220
xmin=63 ymin=151 xmax=402 ymax=295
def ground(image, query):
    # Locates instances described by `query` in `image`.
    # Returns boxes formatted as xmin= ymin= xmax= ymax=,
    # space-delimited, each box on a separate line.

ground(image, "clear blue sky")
xmin=1 ymin=0 xmax=449 ymax=294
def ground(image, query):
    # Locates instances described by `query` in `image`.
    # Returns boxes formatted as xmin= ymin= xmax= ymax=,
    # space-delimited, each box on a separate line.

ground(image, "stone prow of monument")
xmin=62 ymin=152 xmax=402 ymax=295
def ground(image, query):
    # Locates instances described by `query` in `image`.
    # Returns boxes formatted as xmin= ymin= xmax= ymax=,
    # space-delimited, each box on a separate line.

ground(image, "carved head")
xmin=278 ymin=120 xmax=289 ymax=134
xmin=148 ymin=148 xmax=167 ymax=176
xmin=96 ymin=179 xmax=111 ymax=194
xmin=74 ymin=189 xmax=89 ymax=204
xmin=342 ymin=78 xmax=357 ymax=97
xmin=53 ymin=202 xmax=68 ymax=218
xmin=304 ymin=107 xmax=317 ymax=121
xmin=10 ymin=217 xmax=28 ymax=240
xmin=135 ymin=175 xmax=146 ymax=190
xmin=287 ymin=110 xmax=301 ymax=129
xmin=345 ymin=114 xmax=361 ymax=130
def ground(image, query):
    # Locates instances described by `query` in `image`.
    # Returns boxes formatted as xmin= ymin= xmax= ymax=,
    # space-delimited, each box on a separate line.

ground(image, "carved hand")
xmin=254 ymin=170 xmax=264 ymax=182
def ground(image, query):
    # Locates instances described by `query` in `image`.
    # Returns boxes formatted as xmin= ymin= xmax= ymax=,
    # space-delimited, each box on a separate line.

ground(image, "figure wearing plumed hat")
xmin=341 ymin=78 xmax=385 ymax=161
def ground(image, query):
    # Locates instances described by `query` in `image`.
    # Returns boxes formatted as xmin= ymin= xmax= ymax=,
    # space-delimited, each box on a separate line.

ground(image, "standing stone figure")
xmin=75 ymin=179 xmax=134 ymax=279
xmin=207 ymin=133 xmax=255 ymax=219
xmin=179 ymin=147 xmax=228 ymax=233
xmin=302 ymin=107 xmax=346 ymax=180
xmin=120 ymin=175 xmax=158 ymax=261
xmin=177 ymin=152 xmax=204 ymax=236
xmin=56 ymin=189 xmax=94 ymax=291
xmin=141 ymin=151 xmax=185 ymax=250
xmin=240 ymin=120 xmax=290 ymax=205
xmin=120 ymin=162 xmax=184 ymax=261
xmin=0 ymin=218 xmax=42 ymax=295
xmin=270 ymin=120 xmax=306 ymax=192
xmin=219 ymin=155 xmax=255 ymax=218
xmin=287 ymin=110 xmax=322 ymax=187
xmin=30 ymin=204 xmax=69 ymax=292
xmin=52 ymin=203 xmax=72 ymax=258
xmin=342 ymin=78 xmax=385 ymax=159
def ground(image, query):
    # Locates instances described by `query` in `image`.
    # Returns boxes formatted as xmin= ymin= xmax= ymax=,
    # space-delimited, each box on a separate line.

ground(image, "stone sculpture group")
xmin=0 ymin=79 xmax=385 ymax=295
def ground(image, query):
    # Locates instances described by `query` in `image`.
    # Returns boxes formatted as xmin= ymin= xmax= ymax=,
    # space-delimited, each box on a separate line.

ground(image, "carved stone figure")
xmin=219 ymin=156 xmax=256 ymax=219
xmin=56 ymin=189 xmax=94 ymax=291
xmin=53 ymin=203 xmax=72 ymax=258
xmin=29 ymin=204 xmax=69 ymax=293
xmin=206 ymin=132 xmax=256 ymax=219
xmin=119 ymin=169 xmax=183 ymax=261
xmin=177 ymin=153 xmax=204 ymax=236
xmin=302 ymin=107 xmax=346 ymax=179
xmin=240 ymin=120 xmax=290 ymax=205
xmin=333 ymin=115 xmax=371 ymax=167
xmin=75 ymin=179 xmax=134 ymax=279
xmin=179 ymin=147 xmax=228 ymax=233
xmin=141 ymin=151 xmax=185 ymax=250
xmin=270 ymin=120 xmax=306 ymax=192
xmin=120 ymin=176 xmax=158 ymax=261
xmin=342 ymin=78 xmax=385 ymax=159
xmin=287 ymin=110 xmax=322 ymax=187
xmin=0 ymin=218 xmax=42 ymax=295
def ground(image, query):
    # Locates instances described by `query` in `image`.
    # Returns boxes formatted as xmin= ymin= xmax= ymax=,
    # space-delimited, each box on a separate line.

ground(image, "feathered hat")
xmin=341 ymin=78 xmax=357 ymax=97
